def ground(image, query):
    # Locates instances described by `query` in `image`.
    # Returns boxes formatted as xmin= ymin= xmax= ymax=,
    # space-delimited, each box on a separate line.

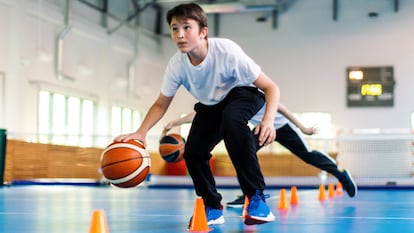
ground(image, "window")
xmin=179 ymin=116 xmax=191 ymax=139
xmin=38 ymin=91 xmax=96 ymax=147
xmin=295 ymin=112 xmax=334 ymax=138
xmin=295 ymin=112 xmax=336 ymax=153
xmin=258 ymin=112 xmax=336 ymax=154
xmin=111 ymin=106 xmax=141 ymax=137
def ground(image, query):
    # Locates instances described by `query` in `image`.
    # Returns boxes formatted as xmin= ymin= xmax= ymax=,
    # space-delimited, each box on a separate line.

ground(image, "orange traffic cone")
xmin=241 ymin=196 xmax=249 ymax=218
xmin=278 ymin=189 xmax=289 ymax=209
xmin=290 ymin=186 xmax=299 ymax=205
xmin=328 ymin=183 xmax=336 ymax=198
xmin=336 ymin=182 xmax=344 ymax=195
xmin=318 ymin=184 xmax=326 ymax=201
xmin=189 ymin=198 xmax=211 ymax=232
xmin=89 ymin=209 xmax=109 ymax=233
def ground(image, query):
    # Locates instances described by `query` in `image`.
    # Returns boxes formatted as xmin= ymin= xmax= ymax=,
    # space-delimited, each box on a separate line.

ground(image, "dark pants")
xmin=254 ymin=124 xmax=341 ymax=178
xmin=184 ymin=87 xmax=265 ymax=209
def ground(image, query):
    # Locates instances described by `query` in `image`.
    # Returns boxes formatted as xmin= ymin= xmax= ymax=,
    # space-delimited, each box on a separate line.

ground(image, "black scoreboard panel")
xmin=346 ymin=66 xmax=395 ymax=107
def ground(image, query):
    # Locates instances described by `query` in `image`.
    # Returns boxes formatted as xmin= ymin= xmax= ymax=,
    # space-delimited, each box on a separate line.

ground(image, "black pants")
xmin=254 ymin=123 xmax=342 ymax=178
xmin=184 ymin=87 xmax=265 ymax=209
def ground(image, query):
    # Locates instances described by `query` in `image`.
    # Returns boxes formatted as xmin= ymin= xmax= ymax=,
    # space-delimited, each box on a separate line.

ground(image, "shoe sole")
xmin=188 ymin=216 xmax=225 ymax=227
xmin=207 ymin=216 xmax=225 ymax=225
xmin=344 ymin=169 xmax=358 ymax=197
xmin=244 ymin=212 xmax=275 ymax=225
xmin=226 ymin=204 xmax=244 ymax=208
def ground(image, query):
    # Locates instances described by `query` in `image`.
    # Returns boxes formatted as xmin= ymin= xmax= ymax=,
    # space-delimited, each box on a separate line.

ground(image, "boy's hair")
xmin=166 ymin=3 xmax=208 ymax=29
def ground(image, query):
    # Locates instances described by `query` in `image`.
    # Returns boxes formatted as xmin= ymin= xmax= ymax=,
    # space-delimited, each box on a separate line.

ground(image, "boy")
xmin=230 ymin=103 xmax=358 ymax=207
xmin=115 ymin=3 xmax=280 ymax=226
xmin=161 ymin=103 xmax=358 ymax=208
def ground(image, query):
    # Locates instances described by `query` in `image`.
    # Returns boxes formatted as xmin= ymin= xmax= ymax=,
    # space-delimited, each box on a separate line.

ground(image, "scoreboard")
xmin=346 ymin=66 xmax=395 ymax=107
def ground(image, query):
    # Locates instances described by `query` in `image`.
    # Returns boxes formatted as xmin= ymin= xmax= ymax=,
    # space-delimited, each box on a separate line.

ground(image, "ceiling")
xmin=76 ymin=0 xmax=291 ymax=35
xmin=75 ymin=0 xmax=400 ymax=35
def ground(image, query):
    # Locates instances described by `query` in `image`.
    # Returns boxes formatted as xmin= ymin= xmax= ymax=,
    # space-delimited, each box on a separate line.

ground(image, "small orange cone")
xmin=189 ymin=198 xmax=210 ymax=232
xmin=328 ymin=183 xmax=336 ymax=198
xmin=89 ymin=209 xmax=109 ymax=233
xmin=241 ymin=196 xmax=249 ymax=218
xmin=278 ymin=189 xmax=289 ymax=209
xmin=336 ymin=182 xmax=344 ymax=195
xmin=289 ymin=186 xmax=299 ymax=205
xmin=318 ymin=184 xmax=326 ymax=201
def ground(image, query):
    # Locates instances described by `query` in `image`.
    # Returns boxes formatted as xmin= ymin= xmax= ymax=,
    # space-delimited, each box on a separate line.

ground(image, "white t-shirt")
xmin=249 ymin=105 xmax=290 ymax=130
xmin=161 ymin=38 xmax=261 ymax=105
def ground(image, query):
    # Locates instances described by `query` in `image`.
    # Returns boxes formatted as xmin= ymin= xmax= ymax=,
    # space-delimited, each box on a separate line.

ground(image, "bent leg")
xmin=221 ymin=87 xmax=266 ymax=197
xmin=276 ymin=124 xmax=342 ymax=178
xmin=184 ymin=103 xmax=223 ymax=209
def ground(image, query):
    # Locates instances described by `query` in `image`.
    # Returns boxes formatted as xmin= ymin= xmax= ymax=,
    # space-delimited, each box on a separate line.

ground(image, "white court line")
xmin=327 ymin=216 xmax=414 ymax=220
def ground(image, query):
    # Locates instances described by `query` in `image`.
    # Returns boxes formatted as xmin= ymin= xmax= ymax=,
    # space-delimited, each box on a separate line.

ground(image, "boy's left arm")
xmin=253 ymin=71 xmax=280 ymax=146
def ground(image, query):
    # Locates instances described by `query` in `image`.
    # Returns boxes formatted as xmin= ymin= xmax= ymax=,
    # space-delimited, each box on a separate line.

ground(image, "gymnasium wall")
xmin=3 ymin=139 xmax=327 ymax=183
xmin=0 ymin=0 xmax=413 ymax=162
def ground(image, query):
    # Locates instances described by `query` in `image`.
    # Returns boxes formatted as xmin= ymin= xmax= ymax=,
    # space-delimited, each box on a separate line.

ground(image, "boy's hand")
xmin=254 ymin=120 xmax=276 ymax=146
xmin=301 ymin=125 xmax=319 ymax=135
xmin=114 ymin=132 xmax=147 ymax=147
xmin=160 ymin=123 xmax=174 ymax=139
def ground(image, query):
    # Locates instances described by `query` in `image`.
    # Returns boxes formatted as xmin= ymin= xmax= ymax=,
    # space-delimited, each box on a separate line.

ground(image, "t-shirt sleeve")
xmin=160 ymin=59 xmax=181 ymax=97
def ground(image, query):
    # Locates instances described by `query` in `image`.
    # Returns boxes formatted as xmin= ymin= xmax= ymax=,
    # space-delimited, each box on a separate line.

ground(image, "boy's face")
xmin=170 ymin=17 xmax=208 ymax=54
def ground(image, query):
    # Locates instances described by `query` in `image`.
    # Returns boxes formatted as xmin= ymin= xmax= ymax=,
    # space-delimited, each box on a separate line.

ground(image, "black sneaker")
xmin=340 ymin=169 xmax=357 ymax=197
xmin=226 ymin=195 xmax=244 ymax=208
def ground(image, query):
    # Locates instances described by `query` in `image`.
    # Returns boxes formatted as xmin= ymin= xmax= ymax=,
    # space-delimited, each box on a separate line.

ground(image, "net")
xmin=337 ymin=131 xmax=413 ymax=178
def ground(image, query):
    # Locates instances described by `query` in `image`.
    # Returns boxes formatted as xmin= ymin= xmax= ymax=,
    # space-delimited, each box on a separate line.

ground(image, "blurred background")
xmin=0 ymin=0 xmax=413 ymax=186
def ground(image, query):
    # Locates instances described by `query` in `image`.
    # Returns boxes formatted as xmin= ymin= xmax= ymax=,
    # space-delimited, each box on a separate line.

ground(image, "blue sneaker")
xmin=188 ymin=205 xmax=224 ymax=227
xmin=340 ymin=169 xmax=358 ymax=197
xmin=205 ymin=206 xmax=225 ymax=225
xmin=245 ymin=190 xmax=275 ymax=225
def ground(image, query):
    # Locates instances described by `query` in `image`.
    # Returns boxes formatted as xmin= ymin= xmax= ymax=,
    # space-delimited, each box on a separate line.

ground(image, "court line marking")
xmin=327 ymin=216 xmax=414 ymax=220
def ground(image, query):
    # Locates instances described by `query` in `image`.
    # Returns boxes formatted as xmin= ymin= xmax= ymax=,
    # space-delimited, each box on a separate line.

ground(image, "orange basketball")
xmin=159 ymin=134 xmax=185 ymax=163
xmin=100 ymin=139 xmax=151 ymax=188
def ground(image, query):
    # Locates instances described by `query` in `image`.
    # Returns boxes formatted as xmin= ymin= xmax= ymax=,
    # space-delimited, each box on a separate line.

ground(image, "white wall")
xmin=213 ymin=0 xmax=414 ymax=129
xmin=1 ymin=0 xmax=413 ymax=145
